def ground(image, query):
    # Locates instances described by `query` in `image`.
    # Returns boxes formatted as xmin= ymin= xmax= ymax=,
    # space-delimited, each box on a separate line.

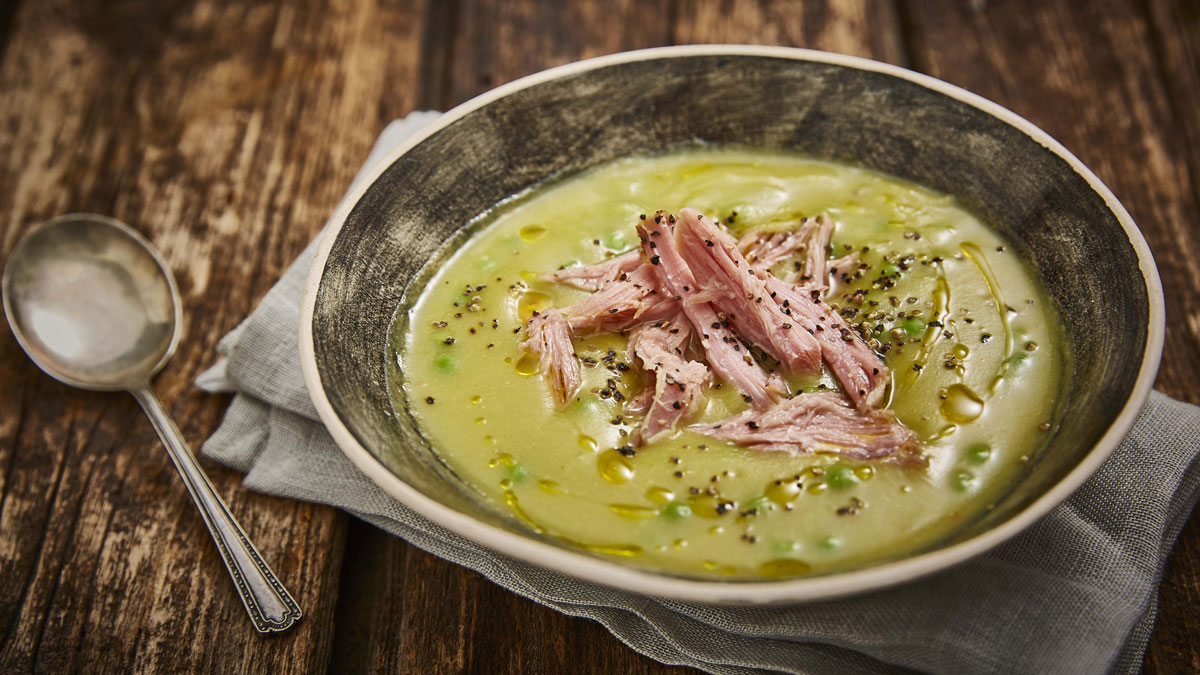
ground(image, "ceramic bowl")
xmin=300 ymin=46 xmax=1163 ymax=603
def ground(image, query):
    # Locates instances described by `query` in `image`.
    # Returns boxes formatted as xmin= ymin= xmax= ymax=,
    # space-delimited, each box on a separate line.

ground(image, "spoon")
xmin=2 ymin=214 xmax=302 ymax=634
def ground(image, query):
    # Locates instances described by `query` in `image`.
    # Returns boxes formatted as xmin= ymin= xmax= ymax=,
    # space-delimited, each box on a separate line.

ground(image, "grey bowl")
xmin=300 ymin=46 xmax=1163 ymax=603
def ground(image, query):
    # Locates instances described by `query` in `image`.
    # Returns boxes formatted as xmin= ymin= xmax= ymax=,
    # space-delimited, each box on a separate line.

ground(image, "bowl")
xmin=299 ymin=45 xmax=1163 ymax=603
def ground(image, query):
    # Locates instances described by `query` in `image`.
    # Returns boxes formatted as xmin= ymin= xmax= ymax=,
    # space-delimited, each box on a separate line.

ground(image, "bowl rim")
xmin=299 ymin=44 xmax=1165 ymax=603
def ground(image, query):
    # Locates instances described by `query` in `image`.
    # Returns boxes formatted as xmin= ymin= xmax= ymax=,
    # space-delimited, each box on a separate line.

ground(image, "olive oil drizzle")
xmin=504 ymin=490 xmax=644 ymax=557
xmin=904 ymin=262 xmax=951 ymax=384
xmin=960 ymin=243 xmax=1015 ymax=394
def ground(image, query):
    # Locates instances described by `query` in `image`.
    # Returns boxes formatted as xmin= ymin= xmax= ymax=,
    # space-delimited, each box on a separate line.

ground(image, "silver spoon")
xmin=2 ymin=213 xmax=301 ymax=634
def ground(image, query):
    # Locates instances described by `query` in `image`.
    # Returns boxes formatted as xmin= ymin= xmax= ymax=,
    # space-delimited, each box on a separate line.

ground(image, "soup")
xmin=393 ymin=147 xmax=1069 ymax=579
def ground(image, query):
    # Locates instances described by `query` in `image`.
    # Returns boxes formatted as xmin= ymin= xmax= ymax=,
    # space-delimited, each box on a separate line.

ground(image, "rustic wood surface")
xmin=0 ymin=0 xmax=1196 ymax=672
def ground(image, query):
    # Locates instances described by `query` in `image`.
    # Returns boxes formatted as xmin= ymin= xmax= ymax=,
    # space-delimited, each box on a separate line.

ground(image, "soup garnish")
xmin=523 ymin=207 xmax=919 ymax=462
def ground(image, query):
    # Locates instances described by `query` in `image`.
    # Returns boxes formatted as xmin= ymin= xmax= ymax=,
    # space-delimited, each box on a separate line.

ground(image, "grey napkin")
xmin=197 ymin=113 xmax=1200 ymax=675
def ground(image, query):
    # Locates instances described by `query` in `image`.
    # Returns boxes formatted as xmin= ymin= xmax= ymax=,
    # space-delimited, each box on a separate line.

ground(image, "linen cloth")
xmin=197 ymin=112 xmax=1200 ymax=675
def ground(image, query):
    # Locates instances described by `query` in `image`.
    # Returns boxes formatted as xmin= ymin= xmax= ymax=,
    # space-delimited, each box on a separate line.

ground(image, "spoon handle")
xmin=132 ymin=386 xmax=302 ymax=633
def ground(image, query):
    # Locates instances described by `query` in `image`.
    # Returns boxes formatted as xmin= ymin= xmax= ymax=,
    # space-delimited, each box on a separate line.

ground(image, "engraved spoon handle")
xmin=132 ymin=385 xmax=302 ymax=633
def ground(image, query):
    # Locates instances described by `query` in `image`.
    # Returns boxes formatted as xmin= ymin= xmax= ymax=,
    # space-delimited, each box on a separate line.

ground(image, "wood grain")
xmin=1 ymin=0 xmax=1197 ymax=673
xmin=1137 ymin=1 xmax=1200 ymax=669
xmin=0 ymin=0 xmax=425 ymax=671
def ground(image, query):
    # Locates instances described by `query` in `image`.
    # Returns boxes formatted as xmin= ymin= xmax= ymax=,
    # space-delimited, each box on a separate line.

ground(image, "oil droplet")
xmin=610 ymin=504 xmax=659 ymax=519
xmin=928 ymin=424 xmax=957 ymax=441
xmin=471 ymin=395 xmax=482 ymax=404
xmin=688 ymin=494 xmax=736 ymax=519
xmin=503 ymin=491 xmax=544 ymax=533
xmin=806 ymin=481 xmax=828 ymax=495
xmin=702 ymin=560 xmax=719 ymax=571
xmin=538 ymin=479 xmax=565 ymax=495
xmin=759 ymin=559 xmax=814 ymax=578
xmin=766 ymin=479 xmax=803 ymax=505
xmin=484 ymin=435 xmax=495 ymax=445
xmin=941 ymin=384 xmax=984 ymax=423
xmin=598 ymin=449 xmax=634 ymax=484
xmin=519 ymin=224 xmax=547 ymax=242
xmin=488 ymin=453 xmax=514 ymax=468
xmin=646 ymin=486 xmax=674 ymax=505
xmin=520 ymin=270 xmax=538 ymax=282
xmin=515 ymin=352 xmax=540 ymax=375
xmin=708 ymin=526 xmax=724 ymax=535
xmin=517 ymin=291 xmax=552 ymax=319
xmin=673 ymin=538 xmax=688 ymax=550
xmin=854 ymin=465 xmax=875 ymax=481
xmin=952 ymin=343 xmax=970 ymax=360
xmin=578 ymin=434 xmax=598 ymax=452
xmin=499 ymin=478 xmax=513 ymax=489
xmin=504 ymin=356 xmax=513 ymax=365
xmin=475 ymin=416 xmax=486 ymax=425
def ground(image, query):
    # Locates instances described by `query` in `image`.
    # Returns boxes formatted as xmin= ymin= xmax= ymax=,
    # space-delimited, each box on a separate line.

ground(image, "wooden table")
xmin=1 ymin=1 xmax=1197 ymax=672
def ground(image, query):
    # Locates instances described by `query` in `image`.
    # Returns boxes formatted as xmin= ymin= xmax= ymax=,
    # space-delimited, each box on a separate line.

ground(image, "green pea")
xmin=900 ymin=317 xmax=926 ymax=338
xmin=1005 ymin=352 xmax=1029 ymax=367
xmin=773 ymin=539 xmax=798 ymax=555
xmin=507 ymin=464 xmax=529 ymax=483
xmin=967 ymin=444 xmax=992 ymax=464
xmin=569 ymin=397 xmax=601 ymax=416
xmin=604 ymin=231 xmax=629 ymax=250
xmin=952 ymin=470 xmax=976 ymax=493
xmin=827 ymin=464 xmax=858 ymax=490
xmin=434 ymin=355 xmax=456 ymax=372
xmin=664 ymin=502 xmax=692 ymax=520
xmin=818 ymin=535 xmax=842 ymax=551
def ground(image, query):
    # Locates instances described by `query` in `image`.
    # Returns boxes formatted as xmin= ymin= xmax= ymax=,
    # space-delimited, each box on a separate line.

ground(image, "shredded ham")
xmin=521 ymin=207 xmax=913 ymax=461
xmin=690 ymin=392 xmax=919 ymax=462
xmin=559 ymin=265 xmax=675 ymax=335
xmin=825 ymin=251 xmax=860 ymax=284
xmin=519 ymin=311 xmax=580 ymax=409
xmin=543 ymin=249 xmax=641 ymax=291
xmin=738 ymin=221 xmax=815 ymax=272
xmin=627 ymin=317 xmax=710 ymax=443
xmin=797 ymin=213 xmax=835 ymax=288
xmin=739 ymin=219 xmax=857 ymax=292
xmin=764 ymin=276 xmax=889 ymax=410
xmin=674 ymin=208 xmax=822 ymax=375
xmin=637 ymin=212 xmax=778 ymax=409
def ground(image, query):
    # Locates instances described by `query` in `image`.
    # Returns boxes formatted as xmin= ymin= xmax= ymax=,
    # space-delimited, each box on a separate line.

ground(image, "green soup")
xmin=393 ymin=147 xmax=1069 ymax=579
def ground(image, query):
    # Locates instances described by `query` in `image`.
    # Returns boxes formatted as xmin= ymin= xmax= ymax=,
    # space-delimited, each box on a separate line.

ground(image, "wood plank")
xmin=897 ymin=1 xmax=1200 ymax=671
xmin=0 ymin=0 xmax=429 ymax=671
xmin=442 ymin=0 xmax=675 ymax=109
xmin=671 ymin=0 xmax=907 ymax=65
xmin=1138 ymin=0 xmax=1200 ymax=670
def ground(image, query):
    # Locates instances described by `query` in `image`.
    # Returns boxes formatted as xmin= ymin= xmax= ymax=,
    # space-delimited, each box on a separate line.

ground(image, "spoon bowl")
xmin=3 ymin=214 xmax=301 ymax=633
xmin=3 ymin=214 xmax=180 ymax=390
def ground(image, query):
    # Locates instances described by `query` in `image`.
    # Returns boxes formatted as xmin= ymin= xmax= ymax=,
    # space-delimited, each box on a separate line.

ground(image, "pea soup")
xmin=392 ymin=147 xmax=1069 ymax=579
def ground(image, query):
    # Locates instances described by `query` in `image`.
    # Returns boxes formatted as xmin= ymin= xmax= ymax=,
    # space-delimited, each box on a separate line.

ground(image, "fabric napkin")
xmin=197 ymin=112 xmax=1200 ymax=675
